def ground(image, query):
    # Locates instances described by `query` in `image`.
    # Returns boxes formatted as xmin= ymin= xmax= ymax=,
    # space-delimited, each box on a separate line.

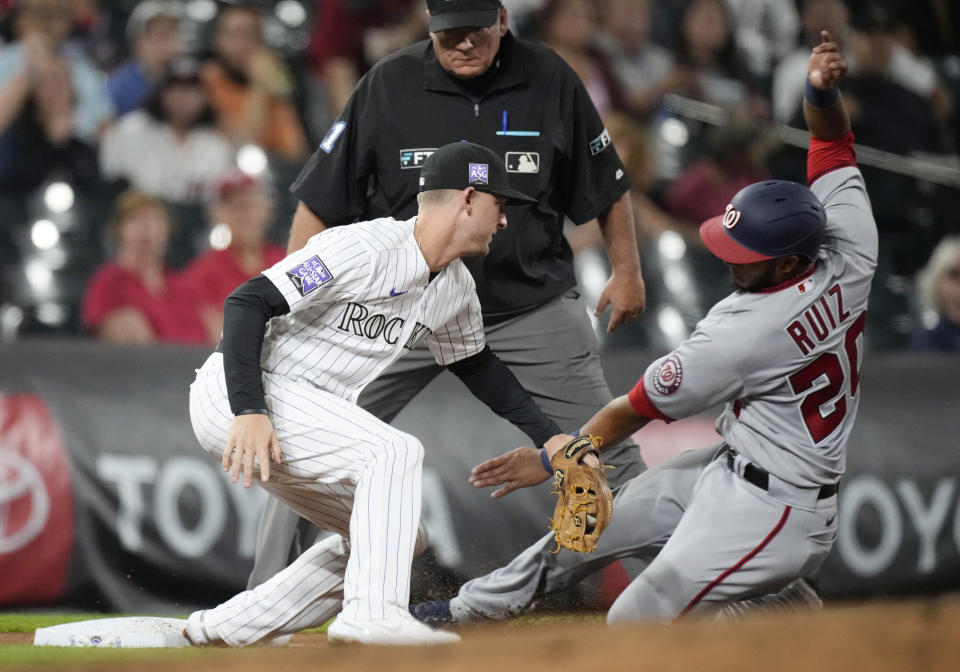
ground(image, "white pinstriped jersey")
xmin=260 ymin=216 xmax=485 ymax=403
xmin=639 ymin=161 xmax=877 ymax=487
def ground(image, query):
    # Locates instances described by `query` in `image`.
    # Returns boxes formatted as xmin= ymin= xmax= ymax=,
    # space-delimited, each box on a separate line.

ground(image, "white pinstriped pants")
xmin=189 ymin=353 xmax=427 ymax=644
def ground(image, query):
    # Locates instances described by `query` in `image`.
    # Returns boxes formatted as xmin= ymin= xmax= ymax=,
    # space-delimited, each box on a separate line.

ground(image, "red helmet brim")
xmin=699 ymin=215 xmax=775 ymax=264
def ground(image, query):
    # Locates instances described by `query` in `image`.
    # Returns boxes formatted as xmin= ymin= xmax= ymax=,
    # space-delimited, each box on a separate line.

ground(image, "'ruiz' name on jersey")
xmin=785 ymin=283 xmax=850 ymax=355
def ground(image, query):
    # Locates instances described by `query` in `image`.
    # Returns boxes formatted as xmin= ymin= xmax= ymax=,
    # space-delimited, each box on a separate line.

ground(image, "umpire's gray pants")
xmin=248 ymin=290 xmax=646 ymax=589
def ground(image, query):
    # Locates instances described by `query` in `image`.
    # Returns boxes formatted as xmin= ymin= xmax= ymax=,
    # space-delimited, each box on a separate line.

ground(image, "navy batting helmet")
xmin=699 ymin=180 xmax=826 ymax=264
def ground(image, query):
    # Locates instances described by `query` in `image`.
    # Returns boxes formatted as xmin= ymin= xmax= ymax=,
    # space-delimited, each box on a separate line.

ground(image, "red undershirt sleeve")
xmin=807 ymin=131 xmax=856 ymax=185
xmin=627 ymin=379 xmax=675 ymax=423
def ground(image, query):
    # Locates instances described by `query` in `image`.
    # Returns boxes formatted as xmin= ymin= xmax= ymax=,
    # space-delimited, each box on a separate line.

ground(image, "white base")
xmin=34 ymin=617 xmax=191 ymax=648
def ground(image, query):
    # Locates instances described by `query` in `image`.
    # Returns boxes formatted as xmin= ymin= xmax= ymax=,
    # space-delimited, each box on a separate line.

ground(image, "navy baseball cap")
xmin=419 ymin=142 xmax=536 ymax=205
xmin=426 ymin=0 xmax=500 ymax=32
xmin=699 ymin=180 xmax=827 ymax=264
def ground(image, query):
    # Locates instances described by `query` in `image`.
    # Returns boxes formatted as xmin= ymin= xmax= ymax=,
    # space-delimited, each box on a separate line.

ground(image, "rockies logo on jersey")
xmin=338 ymin=302 xmax=432 ymax=349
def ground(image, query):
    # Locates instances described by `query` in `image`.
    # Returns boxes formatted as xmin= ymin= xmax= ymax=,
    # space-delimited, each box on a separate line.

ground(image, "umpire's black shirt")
xmin=291 ymin=32 xmax=630 ymax=321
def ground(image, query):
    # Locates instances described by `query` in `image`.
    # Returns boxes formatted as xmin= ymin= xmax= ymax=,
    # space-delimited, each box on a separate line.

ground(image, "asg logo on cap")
xmin=722 ymin=203 xmax=742 ymax=229
xmin=468 ymin=163 xmax=489 ymax=185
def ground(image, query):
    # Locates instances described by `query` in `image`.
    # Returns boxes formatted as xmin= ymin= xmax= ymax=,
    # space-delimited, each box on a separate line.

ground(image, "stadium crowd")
xmin=0 ymin=0 xmax=957 ymax=351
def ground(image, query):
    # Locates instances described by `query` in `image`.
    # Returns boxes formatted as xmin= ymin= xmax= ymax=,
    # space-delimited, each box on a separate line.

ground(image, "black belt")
xmin=725 ymin=451 xmax=838 ymax=500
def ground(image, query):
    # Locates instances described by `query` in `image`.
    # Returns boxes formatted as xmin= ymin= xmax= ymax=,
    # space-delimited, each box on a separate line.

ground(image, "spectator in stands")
xmin=774 ymin=1 xmax=952 ymax=139
xmin=306 ymin=0 xmax=423 ymax=129
xmin=672 ymin=0 xmax=767 ymax=115
xmin=82 ymin=189 xmax=209 ymax=345
xmin=535 ymin=0 xmax=626 ymax=116
xmin=772 ymin=0 xmax=851 ymax=124
xmin=201 ymin=2 xmax=308 ymax=163
xmin=182 ymin=170 xmax=285 ymax=342
xmin=841 ymin=5 xmax=947 ymax=154
xmin=0 ymin=0 xmax=113 ymax=146
xmin=100 ymin=56 xmax=234 ymax=204
xmin=595 ymin=0 xmax=697 ymax=120
xmin=0 ymin=45 xmax=98 ymax=192
xmin=66 ymin=0 xmax=124 ymax=74
xmin=602 ymin=111 xmax=682 ymax=247
xmin=911 ymin=236 xmax=960 ymax=352
xmin=107 ymin=1 xmax=183 ymax=116
xmin=664 ymin=118 xmax=771 ymax=230
xmin=723 ymin=0 xmax=799 ymax=79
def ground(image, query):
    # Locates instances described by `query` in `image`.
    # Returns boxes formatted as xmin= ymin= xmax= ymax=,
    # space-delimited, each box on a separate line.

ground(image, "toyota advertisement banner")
xmin=1 ymin=341 xmax=958 ymax=613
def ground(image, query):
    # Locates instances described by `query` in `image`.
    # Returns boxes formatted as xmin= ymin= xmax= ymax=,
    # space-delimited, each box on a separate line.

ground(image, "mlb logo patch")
xmin=286 ymin=256 xmax=334 ymax=297
xmin=505 ymin=152 xmax=539 ymax=173
xmin=468 ymin=163 xmax=489 ymax=184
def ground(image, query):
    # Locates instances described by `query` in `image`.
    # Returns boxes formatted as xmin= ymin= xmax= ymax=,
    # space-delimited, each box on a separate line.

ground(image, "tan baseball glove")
xmin=548 ymin=435 xmax=613 ymax=553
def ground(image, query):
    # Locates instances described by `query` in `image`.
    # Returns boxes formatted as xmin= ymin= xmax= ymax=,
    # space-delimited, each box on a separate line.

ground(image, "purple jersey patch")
xmin=286 ymin=256 xmax=334 ymax=296
xmin=468 ymin=163 xmax=489 ymax=185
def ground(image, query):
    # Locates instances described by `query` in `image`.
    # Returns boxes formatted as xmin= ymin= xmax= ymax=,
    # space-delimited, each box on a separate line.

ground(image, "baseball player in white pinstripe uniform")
xmin=412 ymin=31 xmax=875 ymax=626
xmin=186 ymin=142 xmax=569 ymax=646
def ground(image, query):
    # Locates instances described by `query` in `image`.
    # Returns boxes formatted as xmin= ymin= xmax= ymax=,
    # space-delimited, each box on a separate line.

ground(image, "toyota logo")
xmin=0 ymin=451 xmax=51 ymax=553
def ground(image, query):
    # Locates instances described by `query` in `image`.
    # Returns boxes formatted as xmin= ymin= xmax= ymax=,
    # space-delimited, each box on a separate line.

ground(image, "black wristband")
xmin=805 ymin=79 xmax=839 ymax=107
xmin=235 ymin=408 xmax=269 ymax=416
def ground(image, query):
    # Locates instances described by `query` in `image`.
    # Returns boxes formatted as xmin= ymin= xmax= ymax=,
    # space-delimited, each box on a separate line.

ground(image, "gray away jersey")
xmin=259 ymin=217 xmax=484 ymax=402
xmin=637 ymin=162 xmax=878 ymax=487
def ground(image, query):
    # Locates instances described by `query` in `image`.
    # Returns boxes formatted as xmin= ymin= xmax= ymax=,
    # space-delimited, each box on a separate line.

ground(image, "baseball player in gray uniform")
xmin=411 ymin=32 xmax=876 ymax=625
xmin=185 ymin=142 xmax=570 ymax=646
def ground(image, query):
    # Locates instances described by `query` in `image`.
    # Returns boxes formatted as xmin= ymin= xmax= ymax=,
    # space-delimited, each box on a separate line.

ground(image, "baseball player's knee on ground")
xmin=607 ymin=564 xmax=691 ymax=624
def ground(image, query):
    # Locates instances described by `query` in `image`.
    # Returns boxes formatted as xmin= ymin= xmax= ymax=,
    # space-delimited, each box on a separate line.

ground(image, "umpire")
xmin=249 ymin=0 xmax=648 ymax=587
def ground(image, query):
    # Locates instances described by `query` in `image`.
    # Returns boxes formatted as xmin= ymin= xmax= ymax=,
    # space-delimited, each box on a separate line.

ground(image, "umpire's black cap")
xmin=426 ymin=0 xmax=500 ymax=32
xmin=419 ymin=142 xmax=536 ymax=205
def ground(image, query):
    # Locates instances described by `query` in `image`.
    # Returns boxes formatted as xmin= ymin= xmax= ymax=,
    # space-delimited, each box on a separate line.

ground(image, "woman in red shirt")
xmin=182 ymin=171 xmax=285 ymax=340
xmin=82 ymin=190 xmax=210 ymax=345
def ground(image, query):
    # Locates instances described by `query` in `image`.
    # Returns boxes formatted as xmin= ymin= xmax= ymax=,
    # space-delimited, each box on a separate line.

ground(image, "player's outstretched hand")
xmin=808 ymin=30 xmax=847 ymax=90
xmin=470 ymin=447 xmax=550 ymax=498
xmin=470 ymin=434 xmax=574 ymax=498
xmin=223 ymin=414 xmax=282 ymax=488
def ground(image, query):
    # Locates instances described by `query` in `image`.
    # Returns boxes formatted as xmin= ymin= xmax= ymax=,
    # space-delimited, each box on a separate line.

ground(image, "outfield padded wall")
xmin=0 ymin=341 xmax=958 ymax=612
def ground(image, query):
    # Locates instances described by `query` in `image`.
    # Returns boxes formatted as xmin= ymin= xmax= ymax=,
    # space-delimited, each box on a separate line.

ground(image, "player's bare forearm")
xmin=477 ymin=395 xmax=648 ymax=487
xmin=287 ymin=201 xmax=328 ymax=253
xmin=595 ymin=192 xmax=645 ymax=331
xmin=470 ymin=434 xmax=575 ymax=498
xmin=803 ymin=31 xmax=851 ymax=141
xmin=581 ymin=395 xmax=650 ymax=451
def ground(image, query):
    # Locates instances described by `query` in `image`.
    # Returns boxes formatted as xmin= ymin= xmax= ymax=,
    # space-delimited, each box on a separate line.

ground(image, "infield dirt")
xmin=5 ymin=596 xmax=959 ymax=671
